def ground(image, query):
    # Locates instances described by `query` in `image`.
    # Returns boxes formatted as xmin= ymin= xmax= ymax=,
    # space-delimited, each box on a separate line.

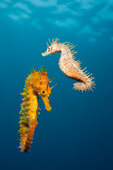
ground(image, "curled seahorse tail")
xmin=20 ymin=119 xmax=37 ymax=152
xmin=73 ymin=78 xmax=94 ymax=91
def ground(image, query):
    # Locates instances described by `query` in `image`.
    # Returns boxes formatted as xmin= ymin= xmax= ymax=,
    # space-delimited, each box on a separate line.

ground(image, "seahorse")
xmin=42 ymin=38 xmax=95 ymax=91
xmin=19 ymin=67 xmax=54 ymax=152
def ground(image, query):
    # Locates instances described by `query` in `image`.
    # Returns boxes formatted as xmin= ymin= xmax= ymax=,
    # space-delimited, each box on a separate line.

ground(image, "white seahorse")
xmin=42 ymin=38 xmax=95 ymax=91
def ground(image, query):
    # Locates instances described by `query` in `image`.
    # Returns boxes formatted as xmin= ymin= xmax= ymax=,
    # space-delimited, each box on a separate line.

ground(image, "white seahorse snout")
xmin=41 ymin=51 xmax=48 ymax=56
xmin=42 ymin=48 xmax=53 ymax=56
xmin=41 ymin=52 xmax=46 ymax=56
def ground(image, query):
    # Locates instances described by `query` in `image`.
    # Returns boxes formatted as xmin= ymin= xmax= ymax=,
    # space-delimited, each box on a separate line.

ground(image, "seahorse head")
xmin=42 ymin=38 xmax=60 ymax=56
xmin=32 ymin=70 xmax=54 ymax=111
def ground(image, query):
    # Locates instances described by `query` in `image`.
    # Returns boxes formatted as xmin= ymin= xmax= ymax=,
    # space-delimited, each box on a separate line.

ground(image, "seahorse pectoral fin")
xmin=41 ymin=96 xmax=52 ymax=111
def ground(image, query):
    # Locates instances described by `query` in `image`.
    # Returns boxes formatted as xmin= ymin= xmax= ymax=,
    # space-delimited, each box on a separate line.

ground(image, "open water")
xmin=0 ymin=0 xmax=113 ymax=169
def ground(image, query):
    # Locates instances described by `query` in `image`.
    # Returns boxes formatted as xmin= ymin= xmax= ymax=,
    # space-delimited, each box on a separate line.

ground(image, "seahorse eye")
xmin=42 ymin=91 xmax=45 ymax=94
xmin=48 ymin=47 xmax=51 ymax=51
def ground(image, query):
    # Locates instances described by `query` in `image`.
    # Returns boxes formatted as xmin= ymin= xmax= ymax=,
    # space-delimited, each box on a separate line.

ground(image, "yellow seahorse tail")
xmin=21 ymin=119 xmax=37 ymax=152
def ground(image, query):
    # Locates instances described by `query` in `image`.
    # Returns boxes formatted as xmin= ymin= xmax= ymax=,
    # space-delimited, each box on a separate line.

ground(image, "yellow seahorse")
xmin=42 ymin=38 xmax=95 ymax=91
xmin=19 ymin=67 xmax=54 ymax=152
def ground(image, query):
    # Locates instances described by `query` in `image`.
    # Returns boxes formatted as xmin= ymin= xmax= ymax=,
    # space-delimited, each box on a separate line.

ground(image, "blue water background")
xmin=0 ymin=0 xmax=113 ymax=170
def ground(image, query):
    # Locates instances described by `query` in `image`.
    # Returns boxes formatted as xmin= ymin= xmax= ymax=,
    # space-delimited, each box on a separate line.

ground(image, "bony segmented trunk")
xmin=42 ymin=38 xmax=95 ymax=92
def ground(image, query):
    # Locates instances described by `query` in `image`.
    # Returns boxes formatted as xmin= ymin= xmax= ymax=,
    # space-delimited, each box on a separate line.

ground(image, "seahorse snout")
xmin=45 ymin=105 xmax=52 ymax=111
xmin=41 ymin=96 xmax=52 ymax=111
xmin=42 ymin=52 xmax=47 ymax=56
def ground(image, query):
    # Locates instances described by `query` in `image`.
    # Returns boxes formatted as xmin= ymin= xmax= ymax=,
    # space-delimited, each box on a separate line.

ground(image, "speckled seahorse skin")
xmin=42 ymin=38 xmax=95 ymax=91
xmin=19 ymin=68 xmax=54 ymax=152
